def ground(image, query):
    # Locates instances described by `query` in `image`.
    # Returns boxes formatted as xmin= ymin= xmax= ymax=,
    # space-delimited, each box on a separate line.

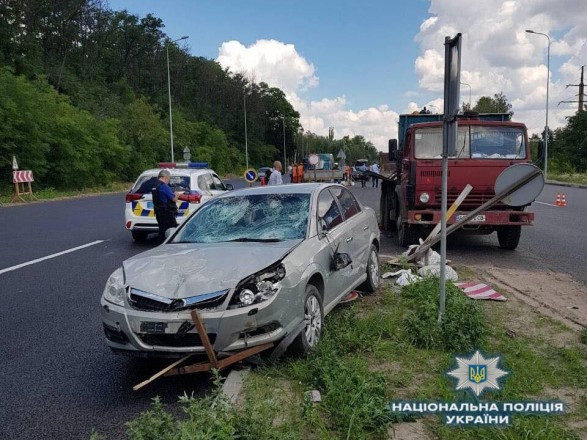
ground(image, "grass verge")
xmin=0 ymin=182 xmax=131 ymax=204
xmin=548 ymin=172 xmax=587 ymax=186
xmin=98 ymin=275 xmax=587 ymax=440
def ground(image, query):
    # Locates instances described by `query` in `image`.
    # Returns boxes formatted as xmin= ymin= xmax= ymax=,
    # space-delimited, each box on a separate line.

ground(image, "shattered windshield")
xmin=415 ymin=126 xmax=526 ymax=159
xmin=173 ymin=193 xmax=311 ymax=243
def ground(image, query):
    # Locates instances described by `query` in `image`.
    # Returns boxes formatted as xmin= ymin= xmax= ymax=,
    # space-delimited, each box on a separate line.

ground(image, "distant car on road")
xmin=102 ymin=183 xmax=380 ymax=358
xmin=124 ymin=163 xmax=233 ymax=242
xmin=257 ymin=166 xmax=272 ymax=181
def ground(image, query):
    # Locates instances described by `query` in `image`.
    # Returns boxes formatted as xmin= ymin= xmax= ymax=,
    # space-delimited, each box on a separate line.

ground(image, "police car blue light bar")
xmin=157 ymin=162 xmax=208 ymax=169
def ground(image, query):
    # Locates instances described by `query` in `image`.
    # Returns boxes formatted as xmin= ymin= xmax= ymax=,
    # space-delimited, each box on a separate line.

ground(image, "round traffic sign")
xmin=244 ymin=168 xmax=258 ymax=183
xmin=309 ymin=154 xmax=319 ymax=166
xmin=494 ymin=163 xmax=544 ymax=206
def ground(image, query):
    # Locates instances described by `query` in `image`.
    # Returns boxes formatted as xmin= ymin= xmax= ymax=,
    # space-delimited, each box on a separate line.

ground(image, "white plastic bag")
xmin=417 ymin=265 xmax=458 ymax=281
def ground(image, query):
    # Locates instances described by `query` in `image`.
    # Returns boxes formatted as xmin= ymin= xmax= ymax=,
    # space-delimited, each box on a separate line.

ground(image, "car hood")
xmin=123 ymin=241 xmax=300 ymax=299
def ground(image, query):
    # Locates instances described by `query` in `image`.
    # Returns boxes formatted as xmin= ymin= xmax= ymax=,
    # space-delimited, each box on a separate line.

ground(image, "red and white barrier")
xmin=13 ymin=170 xmax=34 ymax=183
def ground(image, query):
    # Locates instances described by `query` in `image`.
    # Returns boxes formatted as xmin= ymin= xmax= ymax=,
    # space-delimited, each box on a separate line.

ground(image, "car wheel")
xmin=291 ymin=285 xmax=323 ymax=355
xmin=359 ymin=244 xmax=380 ymax=293
xmin=131 ymin=230 xmax=148 ymax=242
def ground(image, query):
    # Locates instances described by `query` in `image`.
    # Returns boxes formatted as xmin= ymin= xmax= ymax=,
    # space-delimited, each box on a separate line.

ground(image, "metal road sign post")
xmin=440 ymin=33 xmax=462 ymax=322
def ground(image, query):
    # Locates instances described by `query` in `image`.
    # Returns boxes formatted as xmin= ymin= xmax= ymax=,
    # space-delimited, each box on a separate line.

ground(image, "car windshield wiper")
xmin=223 ymin=237 xmax=283 ymax=242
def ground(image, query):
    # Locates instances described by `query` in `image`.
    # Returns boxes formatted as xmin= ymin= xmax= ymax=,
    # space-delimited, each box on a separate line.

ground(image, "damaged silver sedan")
xmin=101 ymin=183 xmax=380 ymax=358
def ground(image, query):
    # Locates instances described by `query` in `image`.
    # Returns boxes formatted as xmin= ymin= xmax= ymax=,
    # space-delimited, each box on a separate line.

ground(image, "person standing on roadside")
xmin=370 ymin=162 xmax=380 ymax=188
xmin=152 ymin=169 xmax=178 ymax=243
xmin=269 ymin=160 xmax=283 ymax=185
xmin=357 ymin=162 xmax=368 ymax=187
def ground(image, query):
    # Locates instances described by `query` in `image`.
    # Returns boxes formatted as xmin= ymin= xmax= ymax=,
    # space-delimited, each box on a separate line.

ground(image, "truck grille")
xmin=420 ymin=170 xmax=450 ymax=177
xmin=437 ymin=189 xmax=502 ymax=208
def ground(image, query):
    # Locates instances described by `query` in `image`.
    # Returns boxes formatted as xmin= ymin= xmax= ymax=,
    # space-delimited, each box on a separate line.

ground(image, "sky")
xmin=109 ymin=0 xmax=587 ymax=151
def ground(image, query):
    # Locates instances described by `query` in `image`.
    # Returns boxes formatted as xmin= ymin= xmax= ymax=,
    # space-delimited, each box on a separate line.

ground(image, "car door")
xmin=209 ymin=172 xmax=228 ymax=196
xmin=329 ymin=187 xmax=370 ymax=282
xmin=316 ymin=188 xmax=352 ymax=306
xmin=197 ymin=174 xmax=213 ymax=204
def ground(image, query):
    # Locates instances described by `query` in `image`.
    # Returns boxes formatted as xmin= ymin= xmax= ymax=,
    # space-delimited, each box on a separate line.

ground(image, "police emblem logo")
xmin=448 ymin=351 xmax=508 ymax=396
xmin=469 ymin=365 xmax=486 ymax=384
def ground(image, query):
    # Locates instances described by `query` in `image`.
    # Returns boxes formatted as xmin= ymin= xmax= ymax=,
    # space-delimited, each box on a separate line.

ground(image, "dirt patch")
xmin=474 ymin=265 xmax=587 ymax=331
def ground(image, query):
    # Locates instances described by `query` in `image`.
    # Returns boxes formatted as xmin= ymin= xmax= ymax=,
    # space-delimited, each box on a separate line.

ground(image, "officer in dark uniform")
xmin=152 ymin=169 xmax=178 ymax=243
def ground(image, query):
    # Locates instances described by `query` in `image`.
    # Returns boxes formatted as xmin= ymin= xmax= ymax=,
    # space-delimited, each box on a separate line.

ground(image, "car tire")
xmin=291 ymin=285 xmax=323 ymax=355
xmin=359 ymin=244 xmax=380 ymax=293
xmin=497 ymin=225 xmax=521 ymax=250
xmin=131 ymin=230 xmax=148 ymax=242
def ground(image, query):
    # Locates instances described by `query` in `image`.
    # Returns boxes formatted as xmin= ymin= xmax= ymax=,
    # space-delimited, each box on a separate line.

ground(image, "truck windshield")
xmin=414 ymin=126 xmax=526 ymax=159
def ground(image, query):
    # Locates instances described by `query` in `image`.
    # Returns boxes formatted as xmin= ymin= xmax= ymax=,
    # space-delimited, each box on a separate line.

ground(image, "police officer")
xmin=152 ymin=169 xmax=178 ymax=243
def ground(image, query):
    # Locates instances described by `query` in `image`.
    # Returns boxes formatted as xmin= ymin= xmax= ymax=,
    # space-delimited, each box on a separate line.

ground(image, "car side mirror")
xmin=332 ymin=252 xmax=352 ymax=271
xmin=225 ymin=183 xmax=234 ymax=191
xmin=388 ymin=139 xmax=398 ymax=161
xmin=318 ymin=219 xmax=328 ymax=238
xmin=164 ymin=227 xmax=177 ymax=239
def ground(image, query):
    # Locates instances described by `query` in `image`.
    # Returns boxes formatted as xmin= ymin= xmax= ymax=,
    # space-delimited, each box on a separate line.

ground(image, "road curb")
xmin=546 ymin=180 xmax=587 ymax=189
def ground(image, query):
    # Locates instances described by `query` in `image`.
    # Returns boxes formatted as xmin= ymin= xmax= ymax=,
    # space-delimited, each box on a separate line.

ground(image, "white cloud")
xmin=413 ymin=0 xmax=587 ymax=135
xmin=217 ymin=39 xmax=318 ymax=94
xmin=217 ymin=39 xmax=397 ymax=151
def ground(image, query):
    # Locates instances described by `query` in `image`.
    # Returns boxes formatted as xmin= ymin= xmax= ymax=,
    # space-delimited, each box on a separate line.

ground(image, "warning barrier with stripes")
xmin=13 ymin=170 xmax=34 ymax=183
xmin=455 ymin=282 xmax=507 ymax=301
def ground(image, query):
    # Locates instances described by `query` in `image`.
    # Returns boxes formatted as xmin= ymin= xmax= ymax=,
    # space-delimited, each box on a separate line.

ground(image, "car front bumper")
xmin=100 ymin=286 xmax=302 ymax=357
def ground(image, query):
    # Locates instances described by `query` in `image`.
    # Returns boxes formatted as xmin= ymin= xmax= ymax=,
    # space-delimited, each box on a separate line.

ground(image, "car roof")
xmin=226 ymin=183 xmax=333 ymax=197
xmin=138 ymin=168 xmax=214 ymax=178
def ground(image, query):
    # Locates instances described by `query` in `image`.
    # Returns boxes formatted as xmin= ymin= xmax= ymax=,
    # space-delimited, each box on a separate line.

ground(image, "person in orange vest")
xmin=344 ymin=164 xmax=351 ymax=185
xmin=292 ymin=163 xmax=298 ymax=183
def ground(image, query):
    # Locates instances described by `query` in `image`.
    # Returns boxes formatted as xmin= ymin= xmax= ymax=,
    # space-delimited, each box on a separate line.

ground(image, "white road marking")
xmin=535 ymin=201 xmax=559 ymax=207
xmin=0 ymin=240 xmax=104 ymax=275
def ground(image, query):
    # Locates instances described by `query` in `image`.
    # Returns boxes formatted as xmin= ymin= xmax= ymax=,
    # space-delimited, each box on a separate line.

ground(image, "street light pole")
xmin=460 ymin=82 xmax=472 ymax=109
xmin=166 ymin=35 xmax=189 ymax=163
xmin=526 ymin=29 xmax=551 ymax=179
xmin=281 ymin=116 xmax=286 ymax=169
xmin=243 ymin=87 xmax=249 ymax=169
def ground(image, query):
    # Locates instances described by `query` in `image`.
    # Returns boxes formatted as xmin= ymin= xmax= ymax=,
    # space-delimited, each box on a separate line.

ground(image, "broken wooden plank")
xmin=133 ymin=353 xmax=195 ymax=391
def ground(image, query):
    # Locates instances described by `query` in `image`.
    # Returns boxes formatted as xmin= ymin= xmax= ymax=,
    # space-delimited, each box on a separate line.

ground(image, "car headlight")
xmin=103 ymin=267 xmax=125 ymax=306
xmin=230 ymin=263 xmax=286 ymax=308
xmin=419 ymin=192 xmax=430 ymax=204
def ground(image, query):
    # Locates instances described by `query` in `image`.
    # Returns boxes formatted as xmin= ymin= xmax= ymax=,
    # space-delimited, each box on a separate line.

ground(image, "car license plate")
xmin=456 ymin=214 xmax=486 ymax=222
xmin=146 ymin=201 xmax=153 ymax=209
xmin=140 ymin=322 xmax=167 ymax=334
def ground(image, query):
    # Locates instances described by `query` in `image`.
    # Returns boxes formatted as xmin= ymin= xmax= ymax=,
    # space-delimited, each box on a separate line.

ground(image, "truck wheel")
xmin=131 ymin=230 xmax=148 ymax=242
xmin=380 ymin=192 xmax=389 ymax=230
xmin=397 ymin=220 xmax=419 ymax=247
xmin=497 ymin=226 xmax=521 ymax=250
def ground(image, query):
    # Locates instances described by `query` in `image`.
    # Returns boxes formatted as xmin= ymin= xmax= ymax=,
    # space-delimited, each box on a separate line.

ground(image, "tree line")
xmin=463 ymin=93 xmax=585 ymax=173
xmin=0 ymin=0 xmax=377 ymax=189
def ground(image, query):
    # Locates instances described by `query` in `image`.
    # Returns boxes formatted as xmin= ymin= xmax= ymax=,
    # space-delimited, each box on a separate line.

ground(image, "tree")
xmin=550 ymin=111 xmax=587 ymax=172
xmin=473 ymin=92 xmax=513 ymax=115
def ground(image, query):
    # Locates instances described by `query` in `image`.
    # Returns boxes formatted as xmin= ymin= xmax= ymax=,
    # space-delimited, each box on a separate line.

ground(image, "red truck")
xmin=379 ymin=112 xmax=535 ymax=250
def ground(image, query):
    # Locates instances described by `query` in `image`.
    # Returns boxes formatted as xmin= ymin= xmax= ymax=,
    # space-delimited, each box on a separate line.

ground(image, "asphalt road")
xmin=353 ymin=181 xmax=587 ymax=284
xmin=0 ymin=178 xmax=585 ymax=439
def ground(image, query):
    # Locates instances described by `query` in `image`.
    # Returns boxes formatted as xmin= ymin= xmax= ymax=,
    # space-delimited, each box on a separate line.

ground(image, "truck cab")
xmin=381 ymin=113 xmax=535 ymax=250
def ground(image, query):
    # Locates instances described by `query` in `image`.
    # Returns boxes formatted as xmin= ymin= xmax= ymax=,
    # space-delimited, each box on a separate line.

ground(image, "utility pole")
xmin=563 ymin=66 xmax=585 ymax=113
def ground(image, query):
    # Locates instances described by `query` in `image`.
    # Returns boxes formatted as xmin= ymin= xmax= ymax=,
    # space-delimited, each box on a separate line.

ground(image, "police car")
xmin=124 ymin=162 xmax=233 ymax=241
